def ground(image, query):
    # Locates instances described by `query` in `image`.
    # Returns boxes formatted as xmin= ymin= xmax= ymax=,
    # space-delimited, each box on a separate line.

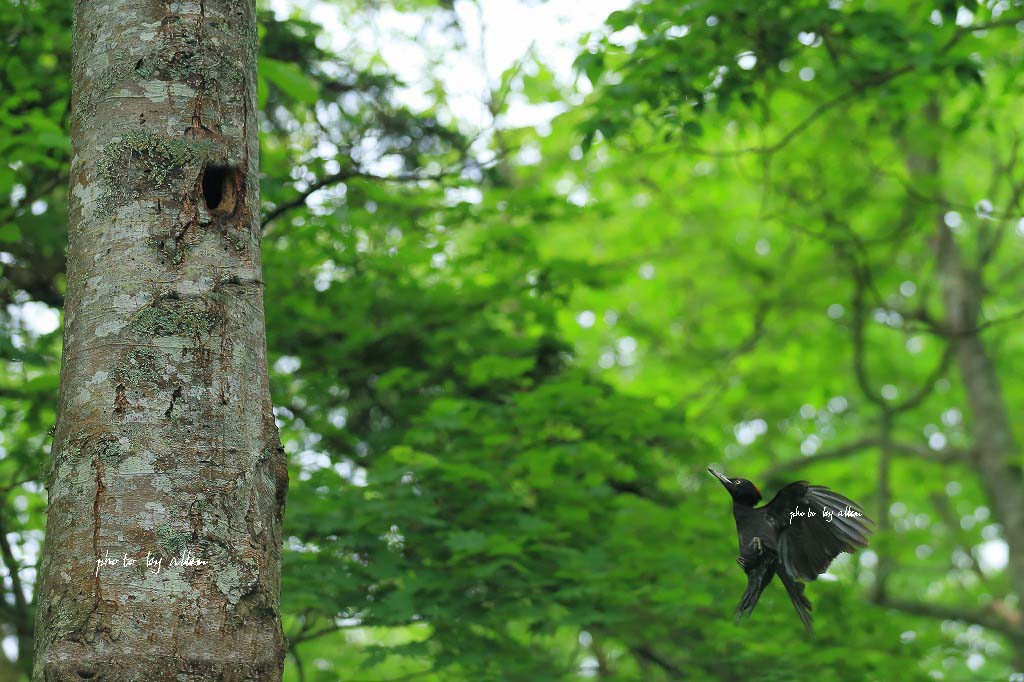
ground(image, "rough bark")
xmin=33 ymin=1 xmax=287 ymax=679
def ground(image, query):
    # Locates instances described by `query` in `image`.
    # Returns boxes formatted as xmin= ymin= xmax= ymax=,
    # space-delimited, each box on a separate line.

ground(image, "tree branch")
xmin=874 ymin=594 xmax=1024 ymax=641
xmin=849 ymin=260 xmax=886 ymax=408
xmin=288 ymin=622 xmax=356 ymax=648
xmin=290 ymin=648 xmax=305 ymax=682
xmin=889 ymin=341 xmax=954 ymax=415
xmin=630 ymin=645 xmax=685 ymax=680
xmin=764 ymin=436 xmax=964 ymax=478
xmin=260 ymin=165 xmax=456 ymax=231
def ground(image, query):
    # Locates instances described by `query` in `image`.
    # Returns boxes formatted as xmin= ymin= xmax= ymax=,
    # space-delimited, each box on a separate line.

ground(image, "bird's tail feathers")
xmin=735 ymin=564 xmax=774 ymax=624
xmin=779 ymin=570 xmax=814 ymax=633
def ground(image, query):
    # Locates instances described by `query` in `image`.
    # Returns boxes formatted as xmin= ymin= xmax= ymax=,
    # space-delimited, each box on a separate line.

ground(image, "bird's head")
xmin=708 ymin=467 xmax=762 ymax=505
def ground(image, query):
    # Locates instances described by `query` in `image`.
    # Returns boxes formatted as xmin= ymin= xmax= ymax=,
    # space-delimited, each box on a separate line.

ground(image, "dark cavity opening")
xmin=201 ymin=164 xmax=237 ymax=212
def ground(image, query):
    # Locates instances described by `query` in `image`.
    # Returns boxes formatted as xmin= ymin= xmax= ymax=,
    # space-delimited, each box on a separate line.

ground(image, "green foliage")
xmin=260 ymin=57 xmax=321 ymax=106
xmin=575 ymin=0 xmax=1016 ymax=158
xmin=3 ymin=0 xmax=1024 ymax=680
xmin=267 ymin=204 xmax=696 ymax=678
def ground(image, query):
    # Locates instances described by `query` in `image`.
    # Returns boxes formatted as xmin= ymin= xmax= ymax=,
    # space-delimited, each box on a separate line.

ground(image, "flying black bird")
xmin=708 ymin=467 xmax=874 ymax=632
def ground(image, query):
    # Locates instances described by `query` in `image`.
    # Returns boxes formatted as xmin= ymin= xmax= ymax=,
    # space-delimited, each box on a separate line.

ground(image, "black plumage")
xmin=708 ymin=467 xmax=874 ymax=632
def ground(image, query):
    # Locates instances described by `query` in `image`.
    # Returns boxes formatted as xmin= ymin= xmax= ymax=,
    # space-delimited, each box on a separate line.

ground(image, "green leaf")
xmin=36 ymin=130 xmax=70 ymax=151
xmin=259 ymin=56 xmax=319 ymax=104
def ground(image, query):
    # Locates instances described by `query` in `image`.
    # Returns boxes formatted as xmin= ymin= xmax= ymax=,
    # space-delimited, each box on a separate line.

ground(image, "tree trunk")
xmin=33 ymin=1 xmax=287 ymax=679
xmin=933 ymin=220 xmax=1024 ymax=672
xmin=914 ymin=102 xmax=1024 ymax=671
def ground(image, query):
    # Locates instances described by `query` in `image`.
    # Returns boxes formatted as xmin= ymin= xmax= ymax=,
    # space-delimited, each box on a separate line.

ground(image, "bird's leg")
xmin=749 ymin=537 xmax=763 ymax=555
xmin=736 ymin=557 xmax=747 ymax=568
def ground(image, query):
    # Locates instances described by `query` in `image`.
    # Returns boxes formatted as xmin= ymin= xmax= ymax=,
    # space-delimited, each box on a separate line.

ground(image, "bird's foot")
xmin=736 ymin=556 xmax=747 ymax=568
xmin=749 ymin=537 xmax=763 ymax=554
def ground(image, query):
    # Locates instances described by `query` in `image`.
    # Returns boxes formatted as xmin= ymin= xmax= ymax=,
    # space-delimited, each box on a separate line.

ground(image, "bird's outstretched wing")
xmin=735 ymin=560 xmax=775 ymax=623
xmin=764 ymin=482 xmax=874 ymax=582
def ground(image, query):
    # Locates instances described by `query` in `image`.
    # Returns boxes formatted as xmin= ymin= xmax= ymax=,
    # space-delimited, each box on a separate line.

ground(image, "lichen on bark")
xmin=96 ymin=130 xmax=216 ymax=211
xmin=129 ymin=297 xmax=218 ymax=338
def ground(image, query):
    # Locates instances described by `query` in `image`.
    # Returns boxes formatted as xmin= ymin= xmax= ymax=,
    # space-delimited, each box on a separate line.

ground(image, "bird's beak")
xmin=707 ymin=467 xmax=733 ymax=489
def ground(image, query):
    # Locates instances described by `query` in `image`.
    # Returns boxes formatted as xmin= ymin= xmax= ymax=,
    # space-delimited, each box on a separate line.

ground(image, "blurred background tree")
xmin=1 ymin=0 xmax=1022 ymax=680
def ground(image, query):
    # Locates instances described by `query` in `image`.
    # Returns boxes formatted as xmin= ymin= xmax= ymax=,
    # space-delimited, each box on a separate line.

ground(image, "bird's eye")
xmin=733 ymin=479 xmax=740 ymax=484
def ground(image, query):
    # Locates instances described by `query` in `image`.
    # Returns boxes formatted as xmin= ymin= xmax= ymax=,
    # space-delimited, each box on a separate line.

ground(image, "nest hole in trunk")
xmin=201 ymin=163 xmax=239 ymax=213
